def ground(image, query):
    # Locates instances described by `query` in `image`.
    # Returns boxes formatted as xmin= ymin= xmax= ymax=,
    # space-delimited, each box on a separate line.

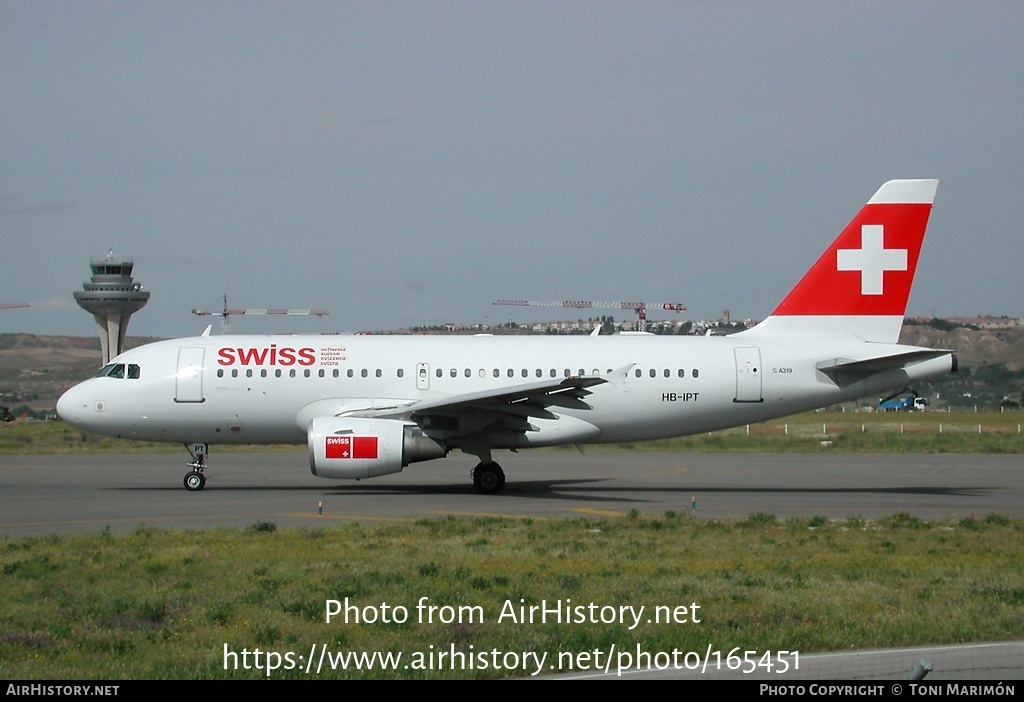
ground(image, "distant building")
xmin=73 ymin=250 xmax=150 ymax=364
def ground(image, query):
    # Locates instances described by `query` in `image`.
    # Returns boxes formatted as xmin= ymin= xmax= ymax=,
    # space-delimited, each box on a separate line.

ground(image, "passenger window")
xmin=290 ymin=369 xmax=297 ymax=378
xmin=217 ymin=369 xmax=224 ymax=378
xmin=451 ymin=369 xmax=457 ymax=378
xmin=304 ymin=369 xmax=311 ymax=378
xmin=399 ymin=369 xmax=405 ymax=378
xmin=535 ymin=369 xmax=542 ymax=378
xmin=231 ymin=369 xmax=238 ymax=378
xmin=375 ymin=369 xmax=382 ymax=378
xmin=318 ymin=369 xmax=325 ymax=378
xmin=333 ymin=369 xmax=339 ymax=378
xmin=493 ymin=369 xmax=500 ymax=378
xmin=649 ymin=369 xmax=656 ymax=378
xmin=693 ymin=369 xmax=699 ymax=378
xmin=635 ymin=369 xmax=642 ymax=378
xmin=678 ymin=369 xmax=685 ymax=378
xmin=664 ymin=369 xmax=670 ymax=378
xmin=261 ymin=369 xmax=268 ymax=378
xmin=464 ymin=369 xmax=471 ymax=378
xmin=247 ymin=369 xmax=254 ymax=378
xmin=347 ymin=369 xmax=354 ymax=378
xmin=275 ymin=369 xmax=282 ymax=378
xmin=361 ymin=369 xmax=368 ymax=378
xmin=436 ymin=368 xmax=442 ymax=378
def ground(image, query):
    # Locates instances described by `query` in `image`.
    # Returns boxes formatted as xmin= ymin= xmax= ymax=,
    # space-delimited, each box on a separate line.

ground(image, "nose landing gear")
xmin=183 ymin=443 xmax=208 ymax=491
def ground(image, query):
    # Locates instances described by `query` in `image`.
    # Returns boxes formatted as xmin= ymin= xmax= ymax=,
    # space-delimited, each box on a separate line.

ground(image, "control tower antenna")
xmin=73 ymin=250 xmax=150 ymax=365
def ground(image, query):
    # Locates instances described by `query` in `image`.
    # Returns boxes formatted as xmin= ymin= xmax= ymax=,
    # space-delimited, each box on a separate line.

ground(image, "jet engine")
xmin=308 ymin=417 xmax=447 ymax=480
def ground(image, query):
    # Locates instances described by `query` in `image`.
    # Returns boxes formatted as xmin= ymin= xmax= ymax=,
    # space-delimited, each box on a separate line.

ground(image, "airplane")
xmin=56 ymin=179 xmax=956 ymax=493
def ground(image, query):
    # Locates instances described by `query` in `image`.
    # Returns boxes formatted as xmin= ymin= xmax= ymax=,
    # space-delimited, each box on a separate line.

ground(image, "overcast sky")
xmin=3 ymin=1 xmax=1022 ymax=338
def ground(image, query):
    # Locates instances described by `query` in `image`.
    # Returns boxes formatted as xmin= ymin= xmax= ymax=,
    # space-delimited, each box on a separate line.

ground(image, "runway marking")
xmin=570 ymin=508 xmax=624 ymax=517
xmin=0 ymin=513 xmax=412 ymax=530
xmin=277 ymin=512 xmax=411 ymax=522
xmin=426 ymin=510 xmax=546 ymax=520
xmin=0 ymin=516 xmax=198 ymax=529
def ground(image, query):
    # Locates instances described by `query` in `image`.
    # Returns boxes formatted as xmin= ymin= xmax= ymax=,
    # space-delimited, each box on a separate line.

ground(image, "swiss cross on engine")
xmin=325 ymin=435 xmax=379 ymax=460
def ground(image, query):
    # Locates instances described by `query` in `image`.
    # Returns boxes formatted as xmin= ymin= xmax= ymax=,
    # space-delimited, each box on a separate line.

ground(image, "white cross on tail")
xmin=836 ymin=224 xmax=908 ymax=295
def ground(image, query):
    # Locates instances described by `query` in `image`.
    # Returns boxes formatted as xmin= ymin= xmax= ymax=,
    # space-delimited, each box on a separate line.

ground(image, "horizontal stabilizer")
xmin=817 ymin=349 xmax=955 ymax=381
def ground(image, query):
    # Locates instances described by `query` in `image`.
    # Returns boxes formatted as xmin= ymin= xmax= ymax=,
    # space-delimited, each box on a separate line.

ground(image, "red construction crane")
xmin=192 ymin=294 xmax=328 ymax=334
xmin=0 ymin=303 xmax=30 ymax=310
xmin=493 ymin=299 xmax=685 ymax=332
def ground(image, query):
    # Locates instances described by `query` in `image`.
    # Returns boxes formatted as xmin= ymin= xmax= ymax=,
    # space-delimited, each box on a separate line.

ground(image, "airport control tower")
xmin=73 ymin=250 xmax=150 ymax=364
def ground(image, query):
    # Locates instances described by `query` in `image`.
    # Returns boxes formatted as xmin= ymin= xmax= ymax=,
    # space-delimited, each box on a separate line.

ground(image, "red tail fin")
xmin=773 ymin=179 xmax=937 ymax=317
xmin=746 ymin=180 xmax=938 ymax=343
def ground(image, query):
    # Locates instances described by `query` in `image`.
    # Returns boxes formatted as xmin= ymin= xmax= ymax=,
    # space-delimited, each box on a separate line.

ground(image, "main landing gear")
xmin=472 ymin=462 xmax=505 ymax=494
xmin=183 ymin=443 xmax=208 ymax=491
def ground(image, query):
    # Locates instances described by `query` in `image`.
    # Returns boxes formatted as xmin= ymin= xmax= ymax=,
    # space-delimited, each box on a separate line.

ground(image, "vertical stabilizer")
xmin=746 ymin=179 xmax=937 ymax=343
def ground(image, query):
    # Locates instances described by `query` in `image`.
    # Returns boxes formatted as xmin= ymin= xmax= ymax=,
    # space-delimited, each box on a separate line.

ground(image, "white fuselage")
xmin=56 ymin=331 xmax=954 ymax=448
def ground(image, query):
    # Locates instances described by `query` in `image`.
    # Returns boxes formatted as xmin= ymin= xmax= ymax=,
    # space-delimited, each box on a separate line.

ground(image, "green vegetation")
xmin=1 ymin=515 xmax=1021 ymax=679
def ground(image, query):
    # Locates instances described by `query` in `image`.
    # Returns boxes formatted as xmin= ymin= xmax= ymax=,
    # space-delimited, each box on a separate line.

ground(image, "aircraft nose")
xmin=56 ymin=384 xmax=89 ymax=427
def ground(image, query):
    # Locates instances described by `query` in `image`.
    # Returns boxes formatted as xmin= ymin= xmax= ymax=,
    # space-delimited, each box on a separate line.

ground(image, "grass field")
xmin=2 ymin=514 xmax=1022 ymax=679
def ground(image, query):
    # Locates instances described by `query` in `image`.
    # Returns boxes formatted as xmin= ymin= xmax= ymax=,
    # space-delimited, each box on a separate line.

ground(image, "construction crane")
xmin=0 ymin=303 xmax=30 ymax=310
xmin=493 ymin=299 xmax=685 ymax=332
xmin=192 ymin=294 xmax=328 ymax=334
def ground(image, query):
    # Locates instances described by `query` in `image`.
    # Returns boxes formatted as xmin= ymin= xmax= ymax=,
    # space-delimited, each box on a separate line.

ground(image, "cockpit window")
xmin=93 ymin=363 xmax=140 ymax=379
xmin=94 ymin=363 xmax=125 ymax=378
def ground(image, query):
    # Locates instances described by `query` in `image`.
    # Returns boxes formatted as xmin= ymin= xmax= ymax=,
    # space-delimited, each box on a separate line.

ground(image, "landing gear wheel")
xmin=183 ymin=443 xmax=208 ymax=492
xmin=184 ymin=471 xmax=206 ymax=491
xmin=472 ymin=462 xmax=505 ymax=494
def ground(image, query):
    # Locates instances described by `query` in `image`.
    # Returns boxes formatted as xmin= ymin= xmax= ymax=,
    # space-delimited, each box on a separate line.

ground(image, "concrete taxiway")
xmin=1 ymin=450 xmax=1021 ymax=537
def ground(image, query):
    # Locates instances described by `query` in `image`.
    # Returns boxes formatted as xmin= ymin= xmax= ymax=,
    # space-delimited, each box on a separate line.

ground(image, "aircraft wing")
xmin=353 ymin=375 xmax=608 ymax=434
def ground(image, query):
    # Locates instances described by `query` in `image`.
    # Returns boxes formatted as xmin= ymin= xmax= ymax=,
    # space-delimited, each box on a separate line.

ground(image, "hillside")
xmin=0 ymin=334 xmax=159 ymax=410
xmin=900 ymin=323 xmax=1024 ymax=371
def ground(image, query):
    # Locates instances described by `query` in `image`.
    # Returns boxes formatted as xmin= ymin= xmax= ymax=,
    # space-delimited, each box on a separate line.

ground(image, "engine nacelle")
xmin=308 ymin=417 xmax=447 ymax=480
